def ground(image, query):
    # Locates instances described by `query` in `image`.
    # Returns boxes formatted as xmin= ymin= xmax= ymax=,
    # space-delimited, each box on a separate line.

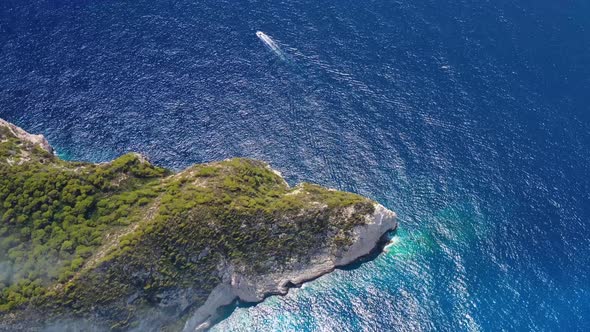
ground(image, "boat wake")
xmin=256 ymin=31 xmax=287 ymax=61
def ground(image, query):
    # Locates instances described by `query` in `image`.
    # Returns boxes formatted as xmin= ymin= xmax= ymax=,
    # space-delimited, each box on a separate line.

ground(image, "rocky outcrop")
xmin=0 ymin=119 xmax=53 ymax=154
xmin=184 ymin=204 xmax=396 ymax=331
xmin=0 ymin=118 xmax=398 ymax=332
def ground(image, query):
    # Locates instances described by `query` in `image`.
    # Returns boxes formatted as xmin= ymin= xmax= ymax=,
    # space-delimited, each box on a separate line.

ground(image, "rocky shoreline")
xmin=184 ymin=204 xmax=396 ymax=331
xmin=0 ymin=119 xmax=397 ymax=331
xmin=0 ymin=119 xmax=53 ymax=154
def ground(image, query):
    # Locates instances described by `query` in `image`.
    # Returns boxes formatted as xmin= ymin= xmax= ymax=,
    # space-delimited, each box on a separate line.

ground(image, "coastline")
xmin=184 ymin=204 xmax=397 ymax=331
xmin=0 ymin=119 xmax=397 ymax=331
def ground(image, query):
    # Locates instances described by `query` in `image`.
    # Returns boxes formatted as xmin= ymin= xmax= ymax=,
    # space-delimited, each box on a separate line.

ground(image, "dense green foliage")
xmin=0 ymin=127 xmax=168 ymax=311
xmin=48 ymin=159 xmax=373 ymax=329
xmin=0 ymin=121 xmax=376 ymax=330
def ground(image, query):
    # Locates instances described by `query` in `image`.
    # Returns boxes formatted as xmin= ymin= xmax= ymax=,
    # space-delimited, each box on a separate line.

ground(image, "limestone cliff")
xmin=185 ymin=204 xmax=395 ymax=331
xmin=0 ymin=119 xmax=396 ymax=331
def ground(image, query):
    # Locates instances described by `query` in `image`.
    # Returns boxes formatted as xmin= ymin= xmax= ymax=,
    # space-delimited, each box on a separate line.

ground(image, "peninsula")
xmin=0 ymin=119 xmax=396 ymax=331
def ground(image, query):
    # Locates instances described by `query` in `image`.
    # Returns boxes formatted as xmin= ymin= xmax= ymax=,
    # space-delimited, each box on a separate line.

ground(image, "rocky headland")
xmin=0 ymin=119 xmax=396 ymax=331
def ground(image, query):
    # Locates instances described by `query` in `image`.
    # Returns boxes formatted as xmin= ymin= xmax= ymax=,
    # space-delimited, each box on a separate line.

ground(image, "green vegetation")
xmin=0 ymin=121 xmax=376 ymax=330
xmin=0 ymin=127 xmax=168 ymax=311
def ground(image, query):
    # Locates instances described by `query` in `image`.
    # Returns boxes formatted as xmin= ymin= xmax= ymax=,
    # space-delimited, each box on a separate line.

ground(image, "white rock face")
xmin=0 ymin=118 xmax=53 ymax=154
xmin=183 ymin=204 xmax=397 ymax=331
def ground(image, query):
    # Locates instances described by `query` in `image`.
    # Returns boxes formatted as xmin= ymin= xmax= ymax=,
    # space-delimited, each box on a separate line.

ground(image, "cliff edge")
xmin=185 ymin=203 xmax=395 ymax=331
xmin=0 ymin=119 xmax=396 ymax=331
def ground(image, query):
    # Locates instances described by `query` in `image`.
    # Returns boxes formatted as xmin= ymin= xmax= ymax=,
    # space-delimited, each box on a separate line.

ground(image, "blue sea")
xmin=1 ymin=0 xmax=590 ymax=330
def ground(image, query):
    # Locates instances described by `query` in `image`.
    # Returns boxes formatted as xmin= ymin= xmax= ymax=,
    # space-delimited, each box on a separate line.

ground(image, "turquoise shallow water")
xmin=211 ymin=202 xmax=496 ymax=331
xmin=1 ymin=0 xmax=590 ymax=330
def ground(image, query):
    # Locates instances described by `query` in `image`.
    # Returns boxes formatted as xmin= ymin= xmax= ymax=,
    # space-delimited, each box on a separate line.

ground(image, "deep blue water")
xmin=2 ymin=0 xmax=590 ymax=330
